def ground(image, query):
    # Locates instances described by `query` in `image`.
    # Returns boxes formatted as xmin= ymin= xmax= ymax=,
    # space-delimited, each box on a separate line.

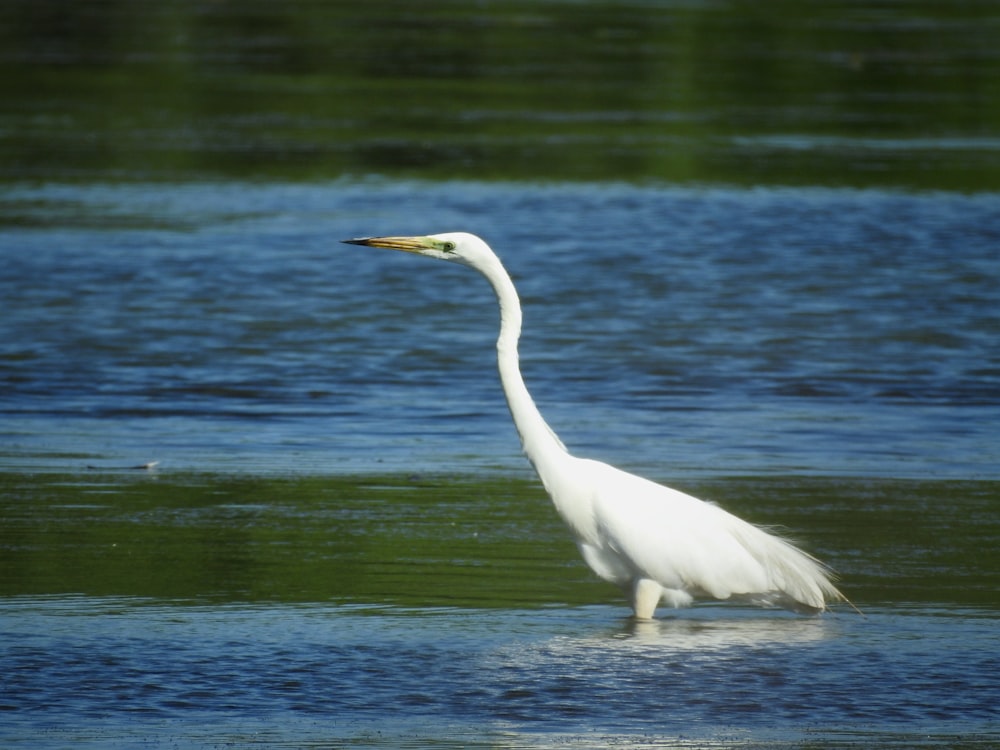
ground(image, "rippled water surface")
xmin=1 ymin=471 xmax=998 ymax=748
xmin=2 ymin=2 xmax=999 ymax=746
xmin=3 ymin=0 xmax=999 ymax=188
xmin=3 ymin=181 xmax=998 ymax=478
xmin=2 ymin=179 xmax=1000 ymax=748
xmin=2 ymin=596 xmax=997 ymax=749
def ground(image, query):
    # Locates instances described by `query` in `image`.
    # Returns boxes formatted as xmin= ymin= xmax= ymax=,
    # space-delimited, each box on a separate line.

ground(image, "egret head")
xmin=342 ymin=232 xmax=493 ymax=269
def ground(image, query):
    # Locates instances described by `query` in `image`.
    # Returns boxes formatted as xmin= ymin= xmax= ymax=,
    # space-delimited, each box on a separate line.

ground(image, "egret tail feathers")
xmin=727 ymin=521 xmax=846 ymax=613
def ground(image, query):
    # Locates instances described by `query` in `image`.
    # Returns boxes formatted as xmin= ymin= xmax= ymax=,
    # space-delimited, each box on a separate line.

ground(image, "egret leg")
xmin=630 ymin=578 xmax=663 ymax=620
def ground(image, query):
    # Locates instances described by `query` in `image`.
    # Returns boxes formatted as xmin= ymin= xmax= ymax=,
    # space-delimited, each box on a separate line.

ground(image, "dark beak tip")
xmin=342 ymin=238 xmax=372 ymax=246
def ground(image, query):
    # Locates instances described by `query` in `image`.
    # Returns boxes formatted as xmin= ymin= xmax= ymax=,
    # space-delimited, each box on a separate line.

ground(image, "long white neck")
xmin=476 ymin=254 xmax=569 ymax=474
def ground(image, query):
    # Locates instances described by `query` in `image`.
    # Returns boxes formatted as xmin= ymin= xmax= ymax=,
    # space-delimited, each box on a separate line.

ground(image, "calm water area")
xmin=2 ymin=2 xmax=1000 ymax=748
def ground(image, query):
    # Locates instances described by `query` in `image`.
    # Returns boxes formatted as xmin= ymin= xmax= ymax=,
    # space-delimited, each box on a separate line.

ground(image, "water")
xmin=3 ymin=1 xmax=1000 ymax=747
xmin=1 ymin=181 xmax=998 ymax=478
xmin=1 ymin=474 xmax=998 ymax=748
xmin=2 ymin=0 xmax=999 ymax=189
xmin=2 ymin=598 xmax=997 ymax=749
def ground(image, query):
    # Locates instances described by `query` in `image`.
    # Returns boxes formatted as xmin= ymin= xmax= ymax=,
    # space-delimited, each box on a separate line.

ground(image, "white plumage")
xmin=344 ymin=231 xmax=846 ymax=618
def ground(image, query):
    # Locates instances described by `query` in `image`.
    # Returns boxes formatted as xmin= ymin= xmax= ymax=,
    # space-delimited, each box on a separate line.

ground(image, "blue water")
xmin=2 ymin=597 xmax=997 ymax=749
xmin=2 ymin=180 xmax=999 ymax=748
xmin=2 ymin=180 xmax=998 ymax=479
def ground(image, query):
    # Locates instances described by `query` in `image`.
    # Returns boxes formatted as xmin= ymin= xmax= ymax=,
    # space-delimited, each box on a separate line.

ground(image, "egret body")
xmin=344 ymin=232 xmax=846 ymax=618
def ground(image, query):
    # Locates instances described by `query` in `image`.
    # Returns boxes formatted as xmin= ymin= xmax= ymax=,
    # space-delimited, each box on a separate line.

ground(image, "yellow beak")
xmin=342 ymin=236 xmax=432 ymax=254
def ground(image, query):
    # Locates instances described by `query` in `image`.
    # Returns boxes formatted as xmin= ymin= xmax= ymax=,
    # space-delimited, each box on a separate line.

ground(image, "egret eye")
xmin=442 ymin=241 xmax=456 ymax=252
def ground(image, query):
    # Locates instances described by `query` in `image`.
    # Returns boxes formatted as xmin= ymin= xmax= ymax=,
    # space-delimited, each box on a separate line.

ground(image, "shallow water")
xmin=2 ymin=2 xmax=999 ymax=746
xmin=1 ymin=473 xmax=998 ymax=748
xmin=2 ymin=178 xmax=999 ymax=750
xmin=2 ymin=597 xmax=997 ymax=749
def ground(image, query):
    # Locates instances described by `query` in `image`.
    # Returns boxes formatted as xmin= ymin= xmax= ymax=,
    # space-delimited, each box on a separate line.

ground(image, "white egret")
xmin=344 ymin=233 xmax=847 ymax=618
